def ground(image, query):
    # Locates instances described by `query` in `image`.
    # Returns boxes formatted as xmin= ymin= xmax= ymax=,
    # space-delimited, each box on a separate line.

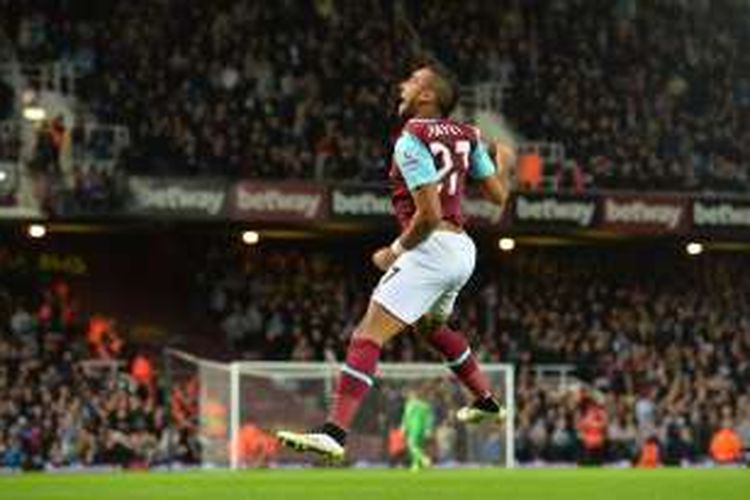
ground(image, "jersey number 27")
xmin=429 ymin=140 xmax=470 ymax=196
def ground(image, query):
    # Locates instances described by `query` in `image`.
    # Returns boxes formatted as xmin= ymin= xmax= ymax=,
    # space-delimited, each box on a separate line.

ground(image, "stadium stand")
xmin=0 ymin=0 xmax=747 ymax=189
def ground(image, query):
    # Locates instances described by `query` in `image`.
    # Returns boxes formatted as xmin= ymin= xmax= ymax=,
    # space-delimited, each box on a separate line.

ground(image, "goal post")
xmin=167 ymin=350 xmax=515 ymax=469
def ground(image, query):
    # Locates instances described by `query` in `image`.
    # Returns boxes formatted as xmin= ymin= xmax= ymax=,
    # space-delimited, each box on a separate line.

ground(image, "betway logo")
xmin=515 ymin=195 xmax=595 ymax=226
xmin=604 ymin=199 xmax=683 ymax=229
xmin=236 ymin=187 xmax=322 ymax=218
xmin=333 ymin=190 xmax=392 ymax=216
xmin=694 ymin=202 xmax=750 ymax=227
xmin=131 ymin=182 xmax=225 ymax=215
xmin=463 ymin=198 xmax=503 ymax=224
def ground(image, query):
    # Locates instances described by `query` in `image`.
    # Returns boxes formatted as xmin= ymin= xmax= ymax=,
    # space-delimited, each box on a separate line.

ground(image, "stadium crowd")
xmin=0 ymin=278 xmax=198 ymax=470
xmin=1 ymin=0 xmax=748 ymax=191
xmin=202 ymin=245 xmax=750 ymax=465
xmin=1 ymin=0 xmax=397 ymax=181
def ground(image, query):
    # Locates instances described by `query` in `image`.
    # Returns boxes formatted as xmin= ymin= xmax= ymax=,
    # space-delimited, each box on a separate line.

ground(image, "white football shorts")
xmin=372 ymin=230 xmax=476 ymax=325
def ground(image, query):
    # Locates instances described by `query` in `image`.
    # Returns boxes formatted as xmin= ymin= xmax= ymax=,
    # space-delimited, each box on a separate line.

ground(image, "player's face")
xmin=398 ymin=68 xmax=433 ymax=117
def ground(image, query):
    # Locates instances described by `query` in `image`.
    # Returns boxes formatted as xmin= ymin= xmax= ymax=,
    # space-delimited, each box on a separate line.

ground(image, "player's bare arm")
xmin=479 ymin=140 xmax=515 ymax=208
xmin=372 ymin=182 xmax=442 ymax=271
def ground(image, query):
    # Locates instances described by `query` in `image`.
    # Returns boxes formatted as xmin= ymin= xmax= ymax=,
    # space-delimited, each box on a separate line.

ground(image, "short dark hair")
xmin=424 ymin=62 xmax=459 ymax=116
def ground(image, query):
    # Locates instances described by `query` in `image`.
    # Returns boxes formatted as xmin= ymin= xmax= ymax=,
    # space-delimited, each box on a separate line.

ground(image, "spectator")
xmin=608 ymin=416 xmax=637 ymax=462
xmin=709 ymin=421 xmax=743 ymax=464
xmin=636 ymin=436 xmax=661 ymax=468
xmin=664 ymin=425 xmax=697 ymax=466
xmin=10 ymin=303 xmax=35 ymax=338
xmin=576 ymin=392 xmax=607 ymax=465
xmin=737 ymin=400 xmax=750 ymax=460
xmin=130 ymin=352 xmax=154 ymax=390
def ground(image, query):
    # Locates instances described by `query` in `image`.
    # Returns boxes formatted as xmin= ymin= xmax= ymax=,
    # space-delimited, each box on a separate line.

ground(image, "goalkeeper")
xmin=401 ymin=387 xmax=434 ymax=470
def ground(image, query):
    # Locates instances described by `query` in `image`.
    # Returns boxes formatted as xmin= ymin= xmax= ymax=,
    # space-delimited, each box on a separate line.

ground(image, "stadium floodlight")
xmin=27 ymin=223 xmax=47 ymax=239
xmin=686 ymin=242 xmax=703 ymax=256
xmin=241 ymin=230 xmax=260 ymax=245
xmin=498 ymin=237 xmax=516 ymax=252
xmin=23 ymin=106 xmax=47 ymax=122
xmin=0 ymin=170 xmax=6 ymax=182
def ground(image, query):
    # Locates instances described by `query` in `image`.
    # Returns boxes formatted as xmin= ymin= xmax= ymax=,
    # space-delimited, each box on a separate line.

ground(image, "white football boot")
xmin=276 ymin=430 xmax=345 ymax=460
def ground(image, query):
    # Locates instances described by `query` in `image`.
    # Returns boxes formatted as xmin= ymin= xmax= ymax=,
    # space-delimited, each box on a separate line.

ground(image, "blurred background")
xmin=0 ymin=0 xmax=748 ymax=471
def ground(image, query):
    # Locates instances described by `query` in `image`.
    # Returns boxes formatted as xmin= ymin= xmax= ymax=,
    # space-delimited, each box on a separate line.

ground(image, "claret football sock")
xmin=426 ymin=326 xmax=493 ymax=399
xmin=328 ymin=335 xmax=381 ymax=431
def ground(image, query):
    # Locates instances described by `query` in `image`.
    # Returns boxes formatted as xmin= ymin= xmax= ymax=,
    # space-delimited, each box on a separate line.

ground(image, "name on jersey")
xmin=426 ymin=123 xmax=464 ymax=138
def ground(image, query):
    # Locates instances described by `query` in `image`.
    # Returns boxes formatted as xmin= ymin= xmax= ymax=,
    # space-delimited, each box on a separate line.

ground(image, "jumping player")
xmin=278 ymin=63 xmax=513 ymax=459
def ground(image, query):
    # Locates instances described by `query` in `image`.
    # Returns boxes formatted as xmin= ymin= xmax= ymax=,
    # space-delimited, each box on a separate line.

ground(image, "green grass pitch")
xmin=2 ymin=468 xmax=748 ymax=500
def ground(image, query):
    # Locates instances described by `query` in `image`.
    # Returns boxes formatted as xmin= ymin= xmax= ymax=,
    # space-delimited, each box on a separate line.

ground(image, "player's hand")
xmin=493 ymin=140 xmax=517 ymax=171
xmin=372 ymin=246 xmax=397 ymax=271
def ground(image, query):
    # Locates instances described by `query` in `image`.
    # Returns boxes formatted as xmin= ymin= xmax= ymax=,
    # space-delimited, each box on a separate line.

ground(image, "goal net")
xmin=167 ymin=350 xmax=515 ymax=469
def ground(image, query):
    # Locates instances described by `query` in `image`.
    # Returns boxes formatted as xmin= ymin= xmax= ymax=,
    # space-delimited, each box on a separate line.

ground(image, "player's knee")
xmin=356 ymin=301 xmax=407 ymax=343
